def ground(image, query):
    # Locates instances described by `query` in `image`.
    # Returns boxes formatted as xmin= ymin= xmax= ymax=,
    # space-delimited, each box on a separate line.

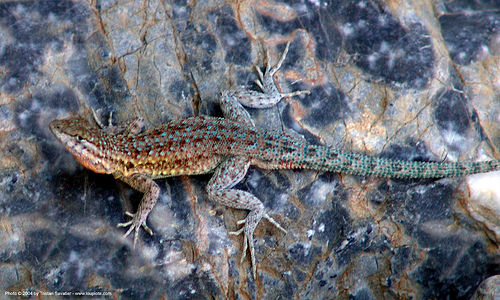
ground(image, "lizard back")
xmin=50 ymin=115 xmax=500 ymax=179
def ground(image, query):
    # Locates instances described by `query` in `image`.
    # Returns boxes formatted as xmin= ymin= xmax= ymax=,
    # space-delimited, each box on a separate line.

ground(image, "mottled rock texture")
xmin=0 ymin=1 xmax=499 ymax=299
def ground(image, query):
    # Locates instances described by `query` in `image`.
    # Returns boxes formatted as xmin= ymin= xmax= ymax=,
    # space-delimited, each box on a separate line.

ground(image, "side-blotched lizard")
xmin=50 ymin=41 xmax=500 ymax=279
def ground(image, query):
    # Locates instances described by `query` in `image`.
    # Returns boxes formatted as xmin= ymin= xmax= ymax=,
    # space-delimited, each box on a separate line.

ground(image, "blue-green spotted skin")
xmin=50 ymin=40 xmax=500 ymax=280
xmin=50 ymin=115 xmax=500 ymax=180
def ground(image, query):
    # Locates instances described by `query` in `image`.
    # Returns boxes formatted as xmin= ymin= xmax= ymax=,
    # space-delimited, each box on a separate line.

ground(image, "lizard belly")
xmin=119 ymin=153 xmax=225 ymax=178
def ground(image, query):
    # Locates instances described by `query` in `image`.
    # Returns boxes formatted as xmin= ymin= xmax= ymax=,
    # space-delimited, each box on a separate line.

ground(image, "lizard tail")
xmin=293 ymin=145 xmax=499 ymax=179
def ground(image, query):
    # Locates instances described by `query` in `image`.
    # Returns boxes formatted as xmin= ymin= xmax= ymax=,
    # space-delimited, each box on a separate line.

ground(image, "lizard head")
xmin=50 ymin=116 xmax=113 ymax=174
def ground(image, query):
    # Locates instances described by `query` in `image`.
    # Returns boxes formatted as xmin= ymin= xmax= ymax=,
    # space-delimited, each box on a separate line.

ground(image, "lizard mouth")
xmin=49 ymin=118 xmax=111 ymax=174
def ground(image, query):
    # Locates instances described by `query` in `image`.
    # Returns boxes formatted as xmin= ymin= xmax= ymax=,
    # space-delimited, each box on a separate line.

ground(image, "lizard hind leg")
xmin=219 ymin=40 xmax=309 ymax=126
xmin=225 ymin=39 xmax=310 ymax=110
xmin=206 ymin=156 xmax=286 ymax=279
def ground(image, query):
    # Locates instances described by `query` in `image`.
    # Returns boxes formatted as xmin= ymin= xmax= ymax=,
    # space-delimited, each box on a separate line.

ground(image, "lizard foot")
xmin=228 ymin=217 xmax=255 ymax=277
xmin=117 ymin=211 xmax=153 ymax=248
xmin=229 ymin=212 xmax=287 ymax=278
xmin=255 ymin=39 xmax=310 ymax=97
xmin=229 ymin=213 xmax=287 ymax=236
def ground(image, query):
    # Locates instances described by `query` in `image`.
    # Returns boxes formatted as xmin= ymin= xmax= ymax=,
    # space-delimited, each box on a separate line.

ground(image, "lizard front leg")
xmin=206 ymin=156 xmax=286 ymax=279
xmin=117 ymin=173 xmax=159 ymax=247
xmin=91 ymin=109 xmax=145 ymax=136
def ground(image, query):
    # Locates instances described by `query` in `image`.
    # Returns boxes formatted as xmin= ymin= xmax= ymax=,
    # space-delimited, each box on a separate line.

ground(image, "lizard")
xmin=49 ymin=41 xmax=500 ymax=279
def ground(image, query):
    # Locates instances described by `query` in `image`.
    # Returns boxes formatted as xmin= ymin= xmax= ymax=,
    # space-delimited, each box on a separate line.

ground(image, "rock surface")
xmin=0 ymin=0 xmax=499 ymax=299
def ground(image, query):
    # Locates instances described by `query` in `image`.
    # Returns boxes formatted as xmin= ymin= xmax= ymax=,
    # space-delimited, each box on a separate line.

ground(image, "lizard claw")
xmin=264 ymin=213 xmax=287 ymax=234
xmin=228 ymin=212 xmax=286 ymax=278
xmin=228 ymin=217 xmax=249 ymax=236
xmin=117 ymin=210 xmax=153 ymax=249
